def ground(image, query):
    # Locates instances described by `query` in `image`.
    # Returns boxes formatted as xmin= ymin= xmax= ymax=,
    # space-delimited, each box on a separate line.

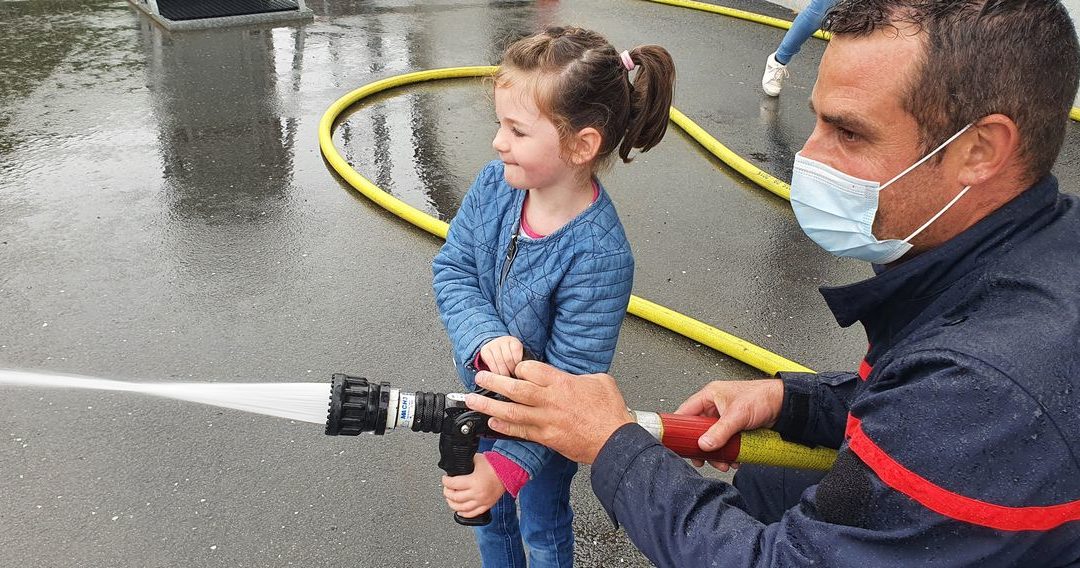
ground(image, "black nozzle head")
xmin=326 ymin=374 xmax=391 ymax=436
xmin=325 ymin=374 xmax=352 ymax=436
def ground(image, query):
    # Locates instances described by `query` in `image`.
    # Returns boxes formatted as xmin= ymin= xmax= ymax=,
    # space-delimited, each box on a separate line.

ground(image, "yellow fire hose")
xmin=318 ymin=66 xmax=813 ymax=380
xmin=318 ymin=3 xmax=1079 ymax=469
xmin=318 ymin=67 xmax=829 ymax=468
xmin=643 ymin=0 xmax=829 ymax=41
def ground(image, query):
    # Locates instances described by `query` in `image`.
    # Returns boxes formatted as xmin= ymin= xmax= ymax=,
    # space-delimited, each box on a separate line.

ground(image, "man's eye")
xmin=838 ymin=128 xmax=858 ymax=142
xmin=511 ymin=128 xmax=525 ymax=137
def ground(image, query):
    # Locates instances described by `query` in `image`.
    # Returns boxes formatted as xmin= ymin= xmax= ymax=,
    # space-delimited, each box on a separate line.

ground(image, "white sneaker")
xmin=761 ymin=52 xmax=789 ymax=97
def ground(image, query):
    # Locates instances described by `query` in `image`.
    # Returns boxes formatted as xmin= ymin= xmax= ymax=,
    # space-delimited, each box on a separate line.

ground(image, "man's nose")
xmin=800 ymin=125 xmax=825 ymax=161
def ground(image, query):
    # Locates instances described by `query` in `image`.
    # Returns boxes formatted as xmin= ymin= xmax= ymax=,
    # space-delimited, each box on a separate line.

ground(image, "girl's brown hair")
xmin=495 ymin=26 xmax=676 ymax=167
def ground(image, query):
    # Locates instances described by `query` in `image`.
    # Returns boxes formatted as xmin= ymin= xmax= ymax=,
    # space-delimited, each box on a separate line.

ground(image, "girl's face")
xmin=492 ymin=82 xmax=579 ymax=191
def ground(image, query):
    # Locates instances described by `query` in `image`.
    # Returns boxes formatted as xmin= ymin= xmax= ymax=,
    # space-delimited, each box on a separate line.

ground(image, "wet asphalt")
xmin=1 ymin=1 xmax=1078 ymax=566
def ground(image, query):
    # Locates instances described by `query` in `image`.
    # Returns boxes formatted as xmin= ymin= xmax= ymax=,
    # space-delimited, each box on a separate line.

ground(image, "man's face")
xmin=802 ymin=26 xmax=963 ymax=245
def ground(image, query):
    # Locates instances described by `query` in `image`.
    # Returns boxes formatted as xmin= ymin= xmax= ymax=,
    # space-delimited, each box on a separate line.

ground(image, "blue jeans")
xmin=775 ymin=0 xmax=837 ymax=65
xmin=473 ymin=438 xmax=577 ymax=568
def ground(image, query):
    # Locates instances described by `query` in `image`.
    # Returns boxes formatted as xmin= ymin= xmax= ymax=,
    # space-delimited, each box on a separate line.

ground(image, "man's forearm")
xmin=591 ymin=424 xmax=769 ymax=568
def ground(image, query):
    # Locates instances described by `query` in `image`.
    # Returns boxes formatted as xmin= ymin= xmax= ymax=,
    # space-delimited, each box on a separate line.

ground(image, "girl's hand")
xmin=441 ymin=454 xmax=506 ymax=519
xmin=479 ymin=336 xmax=524 ymax=377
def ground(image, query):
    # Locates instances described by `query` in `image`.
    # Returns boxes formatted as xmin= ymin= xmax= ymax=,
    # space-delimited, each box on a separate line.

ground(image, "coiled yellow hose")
xmin=318 ymin=3 xmax=1079 ymax=468
xmin=643 ymin=0 xmax=828 ymax=41
xmin=317 ymin=69 xmax=824 ymax=468
xmin=318 ymin=66 xmax=814 ymax=377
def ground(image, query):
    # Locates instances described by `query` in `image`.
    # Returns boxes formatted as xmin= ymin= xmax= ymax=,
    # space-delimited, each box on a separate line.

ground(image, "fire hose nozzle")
xmin=325 ymin=375 xmax=838 ymax=471
xmin=325 ymin=373 xmax=390 ymax=435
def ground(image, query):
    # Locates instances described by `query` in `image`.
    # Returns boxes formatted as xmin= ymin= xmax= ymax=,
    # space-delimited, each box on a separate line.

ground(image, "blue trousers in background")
xmin=775 ymin=0 xmax=838 ymax=65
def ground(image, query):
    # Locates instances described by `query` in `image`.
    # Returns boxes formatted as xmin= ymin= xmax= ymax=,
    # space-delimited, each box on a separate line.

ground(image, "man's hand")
xmin=441 ymin=454 xmax=506 ymax=519
xmin=479 ymin=336 xmax=524 ymax=377
xmin=464 ymin=361 xmax=633 ymax=464
xmin=675 ymin=379 xmax=784 ymax=472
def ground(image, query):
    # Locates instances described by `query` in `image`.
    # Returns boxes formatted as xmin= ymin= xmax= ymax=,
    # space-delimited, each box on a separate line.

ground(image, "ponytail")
xmin=619 ymin=45 xmax=676 ymax=163
xmin=496 ymin=27 xmax=677 ymax=169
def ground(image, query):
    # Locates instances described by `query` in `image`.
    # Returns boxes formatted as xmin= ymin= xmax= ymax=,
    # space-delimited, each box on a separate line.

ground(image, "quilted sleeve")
xmin=432 ymin=165 xmax=510 ymax=378
xmin=545 ymin=251 xmax=635 ymax=375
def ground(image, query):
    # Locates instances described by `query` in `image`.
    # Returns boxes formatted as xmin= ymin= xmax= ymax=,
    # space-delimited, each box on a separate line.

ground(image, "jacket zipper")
xmin=496 ymin=231 xmax=519 ymax=312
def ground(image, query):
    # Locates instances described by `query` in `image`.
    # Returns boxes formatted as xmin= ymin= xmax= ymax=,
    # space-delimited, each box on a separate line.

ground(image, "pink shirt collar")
xmin=520 ymin=180 xmax=600 ymax=239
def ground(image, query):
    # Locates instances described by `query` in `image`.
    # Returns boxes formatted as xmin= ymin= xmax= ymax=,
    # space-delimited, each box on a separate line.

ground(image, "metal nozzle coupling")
xmin=325 ymin=374 xmax=448 ymax=436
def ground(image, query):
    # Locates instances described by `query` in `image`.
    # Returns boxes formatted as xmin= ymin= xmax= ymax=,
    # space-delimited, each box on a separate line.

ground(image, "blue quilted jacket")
xmin=433 ymin=160 xmax=634 ymax=478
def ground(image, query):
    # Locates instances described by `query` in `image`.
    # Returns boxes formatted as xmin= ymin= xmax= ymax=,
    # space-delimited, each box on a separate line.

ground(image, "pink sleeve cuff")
xmin=473 ymin=352 xmax=489 ymax=372
xmin=484 ymin=451 xmax=530 ymax=498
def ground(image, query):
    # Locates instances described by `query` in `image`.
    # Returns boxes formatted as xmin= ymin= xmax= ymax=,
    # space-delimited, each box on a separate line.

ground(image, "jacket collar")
xmin=510 ymin=178 xmax=612 ymax=244
xmin=819 ymin=175 xmax=1060 ymax=330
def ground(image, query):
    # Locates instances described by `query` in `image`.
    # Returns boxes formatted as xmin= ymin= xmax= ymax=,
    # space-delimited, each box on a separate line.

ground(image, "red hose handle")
xmin=657 ymin=413 xmax=741 ymax=462
xmin=648 ymin=412 xmax=837 ymax=471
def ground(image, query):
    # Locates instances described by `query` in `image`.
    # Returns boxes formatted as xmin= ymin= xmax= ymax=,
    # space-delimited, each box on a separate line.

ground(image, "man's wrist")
xmin=584 ymin=409 xmax=635 ymax=464
xmin=772 ymin=372 xmax=813 ymax=441
xmin=766 ymin=378 xmax=785 ymax=429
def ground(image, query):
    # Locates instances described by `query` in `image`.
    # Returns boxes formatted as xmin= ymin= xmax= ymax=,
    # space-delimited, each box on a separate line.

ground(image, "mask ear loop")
xmin=880 ymin=123 xmax=974 ymax=190
xmin=902 ymin=185 xmax=972 ymax=243
xmin=881 ymin=122 xmax=976 ymax=243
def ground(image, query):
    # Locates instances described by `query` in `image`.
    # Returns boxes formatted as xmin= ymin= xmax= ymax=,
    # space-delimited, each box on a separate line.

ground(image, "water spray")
xmin=324 ymin=374 xmax=837 ymax=526
xmin=0 ymin=368 xmax=837 ymax=529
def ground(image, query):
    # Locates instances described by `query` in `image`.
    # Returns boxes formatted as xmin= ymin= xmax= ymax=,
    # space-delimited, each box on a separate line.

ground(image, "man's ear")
xmin=957 ymin=114 xmax=1021 ymax=187
xmin=569 ymin=127 xmax=603 ymax=166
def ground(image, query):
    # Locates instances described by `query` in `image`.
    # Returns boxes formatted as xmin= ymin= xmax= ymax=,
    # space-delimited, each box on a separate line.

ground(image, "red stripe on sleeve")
xmin=844 ymin=415 xmax=1080 ymax=531
xmin=858 ymin=359 xmax=872 ymax=380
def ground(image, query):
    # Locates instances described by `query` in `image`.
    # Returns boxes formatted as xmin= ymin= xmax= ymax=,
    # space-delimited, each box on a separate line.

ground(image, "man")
xmin=455 ymin=0 xmax=1080 ymax=565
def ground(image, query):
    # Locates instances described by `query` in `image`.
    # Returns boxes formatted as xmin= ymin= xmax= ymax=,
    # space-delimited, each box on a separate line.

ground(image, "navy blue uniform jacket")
xmin=590 ymin=176 xmax=1080 ymax=566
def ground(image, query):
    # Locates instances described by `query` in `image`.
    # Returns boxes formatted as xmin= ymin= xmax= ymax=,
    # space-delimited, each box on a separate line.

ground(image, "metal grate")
xmin=156 ymin=0 xmax=300 ymax=21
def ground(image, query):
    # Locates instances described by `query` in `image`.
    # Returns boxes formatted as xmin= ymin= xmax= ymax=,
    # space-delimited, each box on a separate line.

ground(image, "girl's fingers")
xmin=458 ymin=505 xmax=489 ymax=519
xmin=496 ymin=346 xmax=510 ymax=376
xmin=510 ymin=340 xmax=523 ymax=366
xmin=444 ymin=496 xmax=478 ymax=512
xmin=498 ymin=345 xmax=514 ymax=376
xmin=441 ymin=475 xmax=472 ymax=491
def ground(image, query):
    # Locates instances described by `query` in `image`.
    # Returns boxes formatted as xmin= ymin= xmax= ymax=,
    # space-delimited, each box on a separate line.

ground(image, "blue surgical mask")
xmin=790 ymin=124 xmax=973 ymax=265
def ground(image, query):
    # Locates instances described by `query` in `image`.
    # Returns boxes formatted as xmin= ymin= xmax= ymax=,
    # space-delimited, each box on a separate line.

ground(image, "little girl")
xmin=433 ymin=26 xmax=676 ymax=567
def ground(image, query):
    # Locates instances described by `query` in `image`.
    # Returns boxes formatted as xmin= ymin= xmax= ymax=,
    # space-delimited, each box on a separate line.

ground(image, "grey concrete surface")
xmin=1 ymin=1 xmax=1077 ymax=567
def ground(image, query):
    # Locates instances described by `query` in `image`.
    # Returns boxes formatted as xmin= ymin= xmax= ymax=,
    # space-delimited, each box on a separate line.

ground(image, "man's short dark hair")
xmin=824 ymin=0 xmax=1080 ymax=181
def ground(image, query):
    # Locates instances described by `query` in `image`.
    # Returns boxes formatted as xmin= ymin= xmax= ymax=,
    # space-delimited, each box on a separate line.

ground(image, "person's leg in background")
xmin=762 ymin=0 xmax=837 ymax=96
xmin=517 ymin=454 xmax=578 ymax=568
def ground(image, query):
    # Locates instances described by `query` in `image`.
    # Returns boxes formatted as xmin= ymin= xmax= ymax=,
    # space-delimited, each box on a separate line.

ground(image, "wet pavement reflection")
xmin=1 ymin=1 xmax=1077 ymax=566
